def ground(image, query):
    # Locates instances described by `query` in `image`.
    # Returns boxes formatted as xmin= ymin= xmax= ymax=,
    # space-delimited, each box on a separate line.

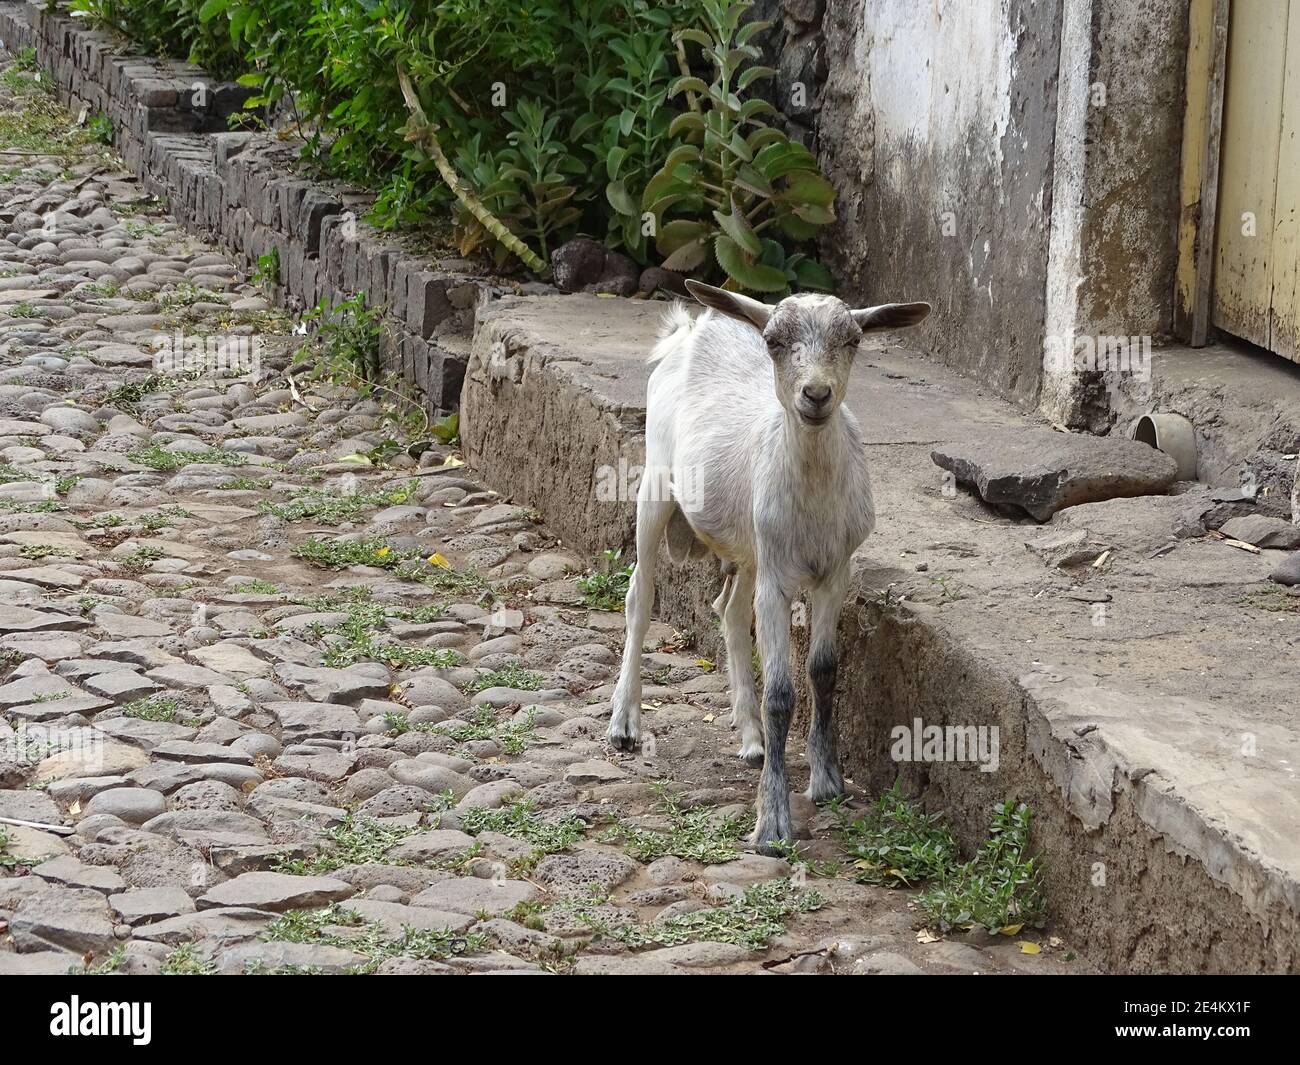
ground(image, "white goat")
xmin=608 ymin=280 xmax=931 ymax=852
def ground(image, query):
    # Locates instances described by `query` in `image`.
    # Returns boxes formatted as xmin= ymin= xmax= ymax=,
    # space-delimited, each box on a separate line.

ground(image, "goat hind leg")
xmin=805 ymin=568 xmax=849 ymax=802
xmin=750 ymin=574 xmax=794 ymax=854
xmin=607 ymin=496 xmax=673 ymax=750
xmin=720 ymin=565 xmax=762 ymax=765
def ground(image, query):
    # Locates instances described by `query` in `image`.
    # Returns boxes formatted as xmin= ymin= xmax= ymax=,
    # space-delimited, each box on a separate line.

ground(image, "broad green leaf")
xmin=657 ymin=219 xmax=710 ymax=255
xmin=605 ymin=145 xmax=627 ymax=182
xmin=781 ymin=171 xmax=836 ymax=207
xmin=661 ymin=237 xmax=709 ymax=272
xmin=668 ymin=112 xmax=706 ymax=138
xmin=714 ymin=206 xmax=762 ymax=256
xmin=606 ymin=179 xmax=638 ymax=217
xmin=793 ymin=258 xmax=836 ymax=292
xmin=715 ymin=235 xmax=788 ymax=292
xmin=736 ymin=19 xmax=773 ymax=46
xmin=674 ymin=29 xmax=714 ymax=48
xmin=735 ymin=60 xmax=774 ymax=87
xmin=669 ymin=76 xmax=710 ymax=99
xmin=792 ymin=202 xmax=835 ymax=225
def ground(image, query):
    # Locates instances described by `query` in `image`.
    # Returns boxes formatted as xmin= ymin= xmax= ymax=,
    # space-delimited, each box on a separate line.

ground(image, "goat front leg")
xmin=607 ymin=496 xmax=673 ymax=751
xmin=805 ymin=566 xmax=850 ymax=803
xmin=751 ymin=573 xmax=794 ymax=854
xmin=716 ymin=564 xmax=762 ymax=766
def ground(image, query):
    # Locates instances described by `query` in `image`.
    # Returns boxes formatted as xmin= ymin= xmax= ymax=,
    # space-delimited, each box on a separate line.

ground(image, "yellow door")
xmin=1214 ymin=0 xmax=1300 ymax=362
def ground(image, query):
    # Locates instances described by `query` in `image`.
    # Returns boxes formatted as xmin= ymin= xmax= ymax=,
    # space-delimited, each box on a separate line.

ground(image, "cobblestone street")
xmin=0 ymin=49 xmax=1087 ymax=976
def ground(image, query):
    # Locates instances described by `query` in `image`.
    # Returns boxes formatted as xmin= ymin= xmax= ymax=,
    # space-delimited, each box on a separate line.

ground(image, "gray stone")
xmin=455 ymin=779 xmax=524 ymax=811
xmin=197 ymin=871 xmax=355 ymax=912
xmin=110 ymin=886 xmax=196 ymax=925
xmin=1221 ymin=515 xmax=1300 ymax=550
xmin=1269 ymin=551 xmax=1300 ymax=587
xmin=82 ymin=786 xmax=167 ymax=824
xmin=534 ymin=846 xmax=639 ymax=895
xmin=11 ymin=888 xmax=118 ymax=955
xmin=931 ymin=429 xmax=1178 ymax=521
xmin=30 ymin=855 xmax=127 ymax=894
xmin=411 ymin=876 xmax=538 ymax=916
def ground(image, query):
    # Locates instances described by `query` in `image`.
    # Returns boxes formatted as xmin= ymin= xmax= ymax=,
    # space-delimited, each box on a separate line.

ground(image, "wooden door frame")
xmin=1174 ymin=0 xmax=1230 ymax=346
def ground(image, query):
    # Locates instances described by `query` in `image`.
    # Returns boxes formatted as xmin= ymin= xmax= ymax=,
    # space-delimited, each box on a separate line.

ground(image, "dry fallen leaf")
xmin=916 ymin=929 xmax=941 ymax=944
xmin=1049 ymin=936 xmax=1063 ymax=948
xmin=1017 ymin=941 xmax=1041 ymax=954
xmin=999 ymin=923 xmax=1023 ymax=936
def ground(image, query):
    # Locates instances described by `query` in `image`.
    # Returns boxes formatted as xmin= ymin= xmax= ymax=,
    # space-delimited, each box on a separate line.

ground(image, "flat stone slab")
xmin=410 ymin=876 xmax=538 ymax=916
xmin=341 ymin=899 xmax=476 ymax=935
xmin=197 ymin=871 xmax=355 ymax=912
xmin=1220 ymin=514 xmax=1300 ymax=550
xmin=930 ymin=428 xmax=1178 ymax=521
xmin=11 ymin=888 xmax=118 ymax=955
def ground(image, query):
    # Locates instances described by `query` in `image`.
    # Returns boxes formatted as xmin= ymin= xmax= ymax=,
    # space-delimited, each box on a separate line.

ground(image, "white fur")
xmin=607 ymin=284 xmax=930 ymax=851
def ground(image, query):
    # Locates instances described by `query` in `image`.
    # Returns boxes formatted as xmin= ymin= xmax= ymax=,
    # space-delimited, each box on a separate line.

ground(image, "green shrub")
xmin=70 ymin=0 xmax=245 ymax=80
xmin=83 ymin=0 xmax=837 ymax=292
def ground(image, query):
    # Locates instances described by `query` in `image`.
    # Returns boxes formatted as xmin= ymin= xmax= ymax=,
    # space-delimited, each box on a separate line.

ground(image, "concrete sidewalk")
xmin=463 ymin=293 xmax=1300 ymax=973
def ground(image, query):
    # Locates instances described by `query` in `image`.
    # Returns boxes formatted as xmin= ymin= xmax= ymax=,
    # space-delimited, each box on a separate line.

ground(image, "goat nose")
xmin=801 ymin=384 xmax=832 ymax=405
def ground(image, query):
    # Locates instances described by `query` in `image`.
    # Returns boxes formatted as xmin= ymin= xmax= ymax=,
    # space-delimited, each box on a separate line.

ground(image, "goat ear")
xmin=852 ymin=302 xmax=932 ymax=332
xmin=684 ymin=280 xmax=772 ymax=331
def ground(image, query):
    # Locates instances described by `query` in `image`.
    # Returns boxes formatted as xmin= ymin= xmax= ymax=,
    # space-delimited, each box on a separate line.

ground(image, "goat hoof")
xmin=805 ymin=766 xmax=846 ymax=804
xmin=749 ymin=819 xmax=791 ymax=856
xmin=739 ymin=747 xmax=765 ymax=768
xmin=606 ymin=727 xmax=639 ymax=752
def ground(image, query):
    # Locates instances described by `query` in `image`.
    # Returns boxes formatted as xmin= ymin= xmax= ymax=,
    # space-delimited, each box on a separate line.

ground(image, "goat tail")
xmin=648 ymin=301 xmax=697 ymax=363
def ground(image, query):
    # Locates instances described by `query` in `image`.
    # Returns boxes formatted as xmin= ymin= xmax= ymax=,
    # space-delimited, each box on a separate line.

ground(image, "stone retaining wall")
xmin=0 ymin=0 xmax=485 ymax=410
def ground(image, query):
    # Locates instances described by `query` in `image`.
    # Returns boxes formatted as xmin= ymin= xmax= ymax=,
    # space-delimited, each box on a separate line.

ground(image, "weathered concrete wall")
xmin=806 ymin=0 xmax=1189 ymax=426
xmin=1041 ymin=0 xmax=1190 ymax=431
xmin=816 ymin=0 xmax=1064 ymax=409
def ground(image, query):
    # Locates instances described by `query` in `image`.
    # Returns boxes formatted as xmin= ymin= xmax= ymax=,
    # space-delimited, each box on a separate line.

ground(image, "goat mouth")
xmin=797 ymin=408 xmax=832 ymax=426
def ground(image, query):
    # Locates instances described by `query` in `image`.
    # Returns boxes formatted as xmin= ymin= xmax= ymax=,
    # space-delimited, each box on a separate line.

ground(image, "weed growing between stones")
xmin=0 ymin=825 xmax=20 ymax=868
xmin=261 ymin=479 xmax=417 ymax=525
xmin=461 ymin=661 xmax=543 ymax=695
xmin=834 ymin=782 xmax=960 ymax=887
xmin=218 ymin=475 xmax=269 ymax=491
xmin=292 ymin=537 xmax=490 ymax=600
xmin=233 ymin=579 xmax=280 ymax=594
xmin=602 ymin=780 xmax=751 ymax=863
xmin=264 ymin=903 xmax=488 ymax=969
xmin=422 ymin=706 xmax=539 ymax=756
xmin=307 ymin=599 xmax=464 ymax=670
xmin=832 ymin=785 xmax=1046 ymax=934
xmin=916 ymin=801 xmax=1046 ymax=934
xmin=18 ymin=544 xmax=76 ymax=559
xmin=115 ymin=545 xmax=166 ymax=570
xmin=127 ymin=443 xmax=248 ymax=471
xmin=459 ymin=798 xmax=587 ymax=854
xmin=576 ymin=548 xmax=633 ymax=610
xmin=161 ymin=943 xmax=217 ymax=975
xmin=121 ymin=696 xmax=185 ymax=723
xmin=74 ymin=945 xmax=128 ymax=975
xmin=273 ymin=817 xmax=426 ymax=876
xmin=72 ymin=511 xmax=178 ymax=532
xmin=0 ymin=498 xmax=66 ymax=514
xmin=571 ymin=879 xmax=824 ymax=952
